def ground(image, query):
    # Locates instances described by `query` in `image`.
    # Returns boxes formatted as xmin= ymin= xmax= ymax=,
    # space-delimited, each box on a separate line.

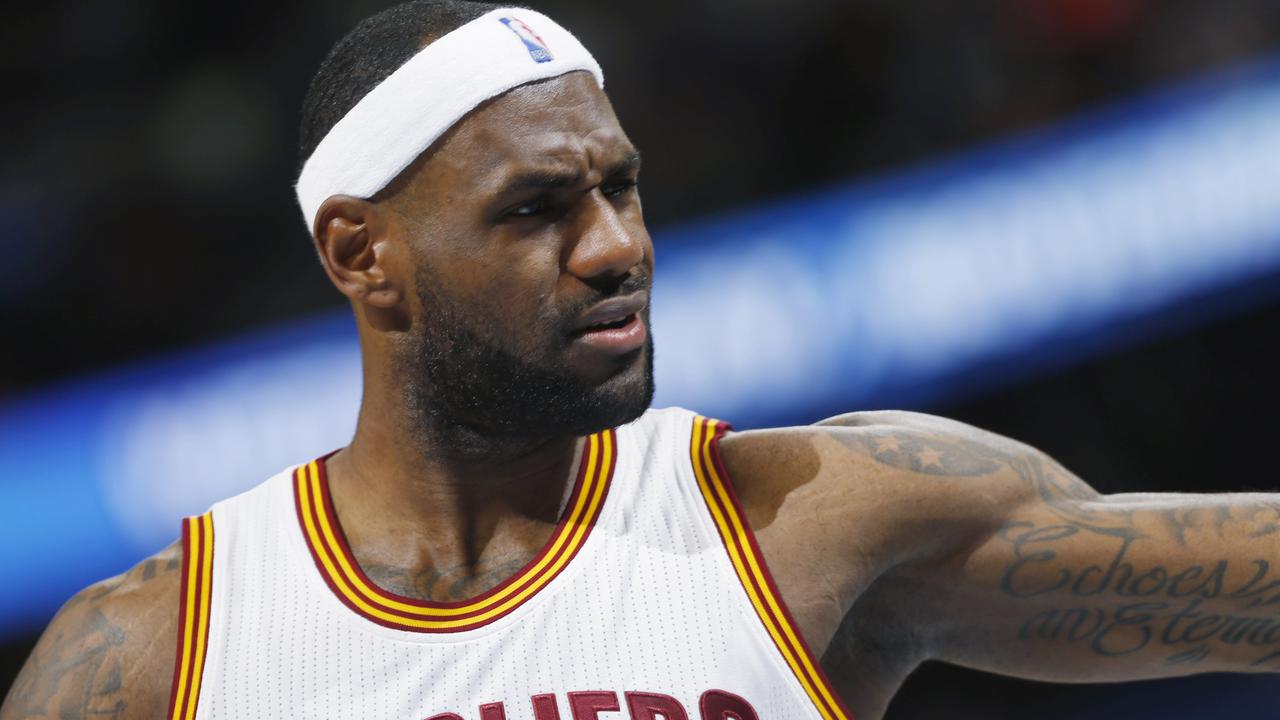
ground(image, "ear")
xmin=312 ymin=195 xmax=404 ymax=308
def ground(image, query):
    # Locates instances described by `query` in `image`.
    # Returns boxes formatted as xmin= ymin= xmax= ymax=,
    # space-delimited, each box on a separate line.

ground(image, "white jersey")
xmin=165 ymin=408 xmax=852 ymax=720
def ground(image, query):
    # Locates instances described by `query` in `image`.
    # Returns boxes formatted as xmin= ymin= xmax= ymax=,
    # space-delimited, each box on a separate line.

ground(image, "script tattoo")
xmin=997 ymin=520 xmax=1280 ymax=668
xmin=361 ymin=552 xmax=534 ymax=602
xmin=833 ymin=420 xmax=1280 ymax=672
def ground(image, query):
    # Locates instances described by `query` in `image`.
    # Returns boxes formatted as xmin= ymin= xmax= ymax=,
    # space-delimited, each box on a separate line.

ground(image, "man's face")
xmin=383 ymin=72 xmax=654 ymax=447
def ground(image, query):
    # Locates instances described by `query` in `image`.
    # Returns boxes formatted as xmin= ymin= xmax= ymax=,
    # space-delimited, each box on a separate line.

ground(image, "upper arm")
xmin=1 ymin=542 xmax=182 ymax=720
xmin=717 ymin=411 xmax=1058 ymax=663
xmin=725 ymin=410 xmax=1071 ymax=579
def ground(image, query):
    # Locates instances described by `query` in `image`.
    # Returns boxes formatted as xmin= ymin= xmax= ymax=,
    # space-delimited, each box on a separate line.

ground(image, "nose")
xmin=564 ymin=189 xmax=645 ymax=288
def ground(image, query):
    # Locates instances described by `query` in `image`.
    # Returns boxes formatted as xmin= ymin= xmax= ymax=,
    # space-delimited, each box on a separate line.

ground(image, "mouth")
xmin=571 ymin=293 xmax=648 ymax=354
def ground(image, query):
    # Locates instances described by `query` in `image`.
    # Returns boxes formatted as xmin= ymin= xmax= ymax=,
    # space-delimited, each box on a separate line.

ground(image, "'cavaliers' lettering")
xmin=426 ymin=691 xmax=758 ymax=720
xmin=568 ymin=692 xmax=619 ymax=720
xmin=625 ymin=692 xmax=688 ymax=720
xmin=699 ymin=691 xmax=759 ymax=720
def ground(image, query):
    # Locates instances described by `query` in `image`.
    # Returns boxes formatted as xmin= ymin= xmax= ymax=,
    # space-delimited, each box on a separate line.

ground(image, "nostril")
xmin=581 ymin=272 xmax=628 ymax=295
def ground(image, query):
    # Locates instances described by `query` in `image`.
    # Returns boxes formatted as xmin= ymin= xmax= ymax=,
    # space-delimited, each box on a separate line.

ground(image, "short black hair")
xmin=297 ymin=0 xmax=505 ymax=171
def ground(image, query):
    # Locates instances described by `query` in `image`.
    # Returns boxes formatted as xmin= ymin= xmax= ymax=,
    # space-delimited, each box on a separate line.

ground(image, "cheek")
xmin=419 ymin=220 xmax=569 ymax=344
xmin=467 ymin=254 xmax=565 ymax=341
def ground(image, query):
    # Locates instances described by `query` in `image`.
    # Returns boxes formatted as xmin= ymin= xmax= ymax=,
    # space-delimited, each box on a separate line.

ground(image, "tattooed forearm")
xmin=996 ymin=518 xmax=1280 ymax=668
xmin=999 ymin=522 xmax=1280 ymax=604
xmin=1018 ymin=598 xmax=1280 ymax=668
xmin=817 ymin=414 xmax=1280 ymax=679
xmin=1159 ymin=503 xmax=1280 ymax=545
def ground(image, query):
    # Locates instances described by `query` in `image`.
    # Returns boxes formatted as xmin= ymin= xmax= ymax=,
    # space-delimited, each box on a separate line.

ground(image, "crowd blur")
xmin=5 ymin=0 xmax=1280 ymax=393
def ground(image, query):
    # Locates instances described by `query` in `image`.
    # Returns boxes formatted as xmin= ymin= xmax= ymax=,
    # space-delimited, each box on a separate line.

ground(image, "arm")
xmin=727 ymin=410 xmax=1280 ymax=686
xmin=0 ymin=542 xmax=181 ymax=720
xmin=825 ymin=411 xmax=1280 ymax=680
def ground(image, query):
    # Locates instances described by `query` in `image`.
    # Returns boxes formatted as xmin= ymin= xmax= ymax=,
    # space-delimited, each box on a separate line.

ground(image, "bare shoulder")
xmin=1 ymin=541 xmax=183 ymax=720
xmin=719 ymin=409 xmax=1018 ymax=481
xmin=718 ymin=410 xmax=1094 ymax=565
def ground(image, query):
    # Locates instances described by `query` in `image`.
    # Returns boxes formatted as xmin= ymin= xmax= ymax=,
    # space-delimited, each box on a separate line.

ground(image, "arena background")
xmin=4 ymin=0 xmax=1280 ymax=716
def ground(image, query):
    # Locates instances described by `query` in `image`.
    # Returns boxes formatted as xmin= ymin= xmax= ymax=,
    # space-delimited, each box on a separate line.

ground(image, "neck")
xmin=341 ymin=395 xmax=582 ymax=518
xmin=322 ymin=352 xmax=588 ymax=600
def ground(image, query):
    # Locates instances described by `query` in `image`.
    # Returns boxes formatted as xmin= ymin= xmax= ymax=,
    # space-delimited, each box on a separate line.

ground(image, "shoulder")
xmin=717 ymin=410 xmax=1092 ymax=564
xmin=716 ymin=409 xmax=1028 ymax=509
xmin=1 ymin=541 xmax=183 ymax=720
xmin=720 ymin=409 xmax=1027 ymax=479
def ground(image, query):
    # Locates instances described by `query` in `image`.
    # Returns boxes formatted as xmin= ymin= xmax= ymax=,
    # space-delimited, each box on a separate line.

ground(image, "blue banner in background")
xmin=652 ymin=54 xmax=1280 ymax=423
xmin=5 ymin=55 xmax=1280 ymax=640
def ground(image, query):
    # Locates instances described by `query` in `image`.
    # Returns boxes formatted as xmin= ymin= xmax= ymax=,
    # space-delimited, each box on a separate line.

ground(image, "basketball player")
xmin=4 ymin=3 xmax=1279 ymax=719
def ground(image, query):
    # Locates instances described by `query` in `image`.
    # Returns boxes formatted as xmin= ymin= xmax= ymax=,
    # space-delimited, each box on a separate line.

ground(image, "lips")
xmin=571 ymin=292 xmax=648 ymax=354
xmin=571 ymin=292 xmax=648 ymax=335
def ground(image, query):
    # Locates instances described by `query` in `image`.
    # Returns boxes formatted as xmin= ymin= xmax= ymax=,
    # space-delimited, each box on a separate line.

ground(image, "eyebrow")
xmin=500 ymin=149 xmax=642 ymax=194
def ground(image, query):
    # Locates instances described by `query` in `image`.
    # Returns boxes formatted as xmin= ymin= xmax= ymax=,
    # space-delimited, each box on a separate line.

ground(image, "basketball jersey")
xmin=165 ymin=408 xmax=852 ymax=720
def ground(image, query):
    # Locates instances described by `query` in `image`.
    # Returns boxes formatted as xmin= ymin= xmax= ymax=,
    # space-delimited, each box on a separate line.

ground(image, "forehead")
xmin=428 ymin=72 xmax=631 ymax=183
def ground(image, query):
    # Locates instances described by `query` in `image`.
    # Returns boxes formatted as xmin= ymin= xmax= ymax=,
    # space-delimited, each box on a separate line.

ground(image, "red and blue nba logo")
xmin=500 ymin=16 xmax=553 ymax=63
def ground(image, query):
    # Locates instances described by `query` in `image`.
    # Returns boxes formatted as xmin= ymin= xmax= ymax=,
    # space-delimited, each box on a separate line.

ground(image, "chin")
xmin=571 ymin=347 xmax=654 ymax=434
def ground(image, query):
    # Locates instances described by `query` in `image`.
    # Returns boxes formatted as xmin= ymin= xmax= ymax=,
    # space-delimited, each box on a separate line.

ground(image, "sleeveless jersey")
xmin=165 ymin=407 xmax=852 ymax=720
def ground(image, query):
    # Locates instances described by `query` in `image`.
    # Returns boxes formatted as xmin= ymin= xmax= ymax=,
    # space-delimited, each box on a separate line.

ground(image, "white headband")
xmin=295 ymin=8 xmax=604 ymax=233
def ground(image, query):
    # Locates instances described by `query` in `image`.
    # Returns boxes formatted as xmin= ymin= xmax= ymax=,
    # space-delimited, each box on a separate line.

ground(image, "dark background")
xmin=4 ymin=0 xmax=1280 ymax=717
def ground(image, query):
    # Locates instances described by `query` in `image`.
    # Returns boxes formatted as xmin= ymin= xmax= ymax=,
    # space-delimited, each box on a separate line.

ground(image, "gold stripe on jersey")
xmin=690 ymin=416 xmax=852 ymax=720
xmin=295 ymin=429 xmax=616 ymax=632
xmin=167 ymin=512 xmax=215 ymax=720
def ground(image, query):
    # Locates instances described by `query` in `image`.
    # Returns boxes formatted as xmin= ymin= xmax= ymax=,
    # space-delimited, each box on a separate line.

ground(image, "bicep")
xmin=728 ymin=414 xmax=1090 ymax=660
xmin=0 ymin=544 xmax=182 ymax=720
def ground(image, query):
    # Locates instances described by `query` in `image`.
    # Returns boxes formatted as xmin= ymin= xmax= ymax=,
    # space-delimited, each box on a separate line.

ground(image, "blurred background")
xmin=4 ymin=0 xmax=1280 ymax=716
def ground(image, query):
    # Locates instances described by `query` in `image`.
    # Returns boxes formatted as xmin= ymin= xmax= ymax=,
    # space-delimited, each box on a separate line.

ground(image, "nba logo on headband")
xmin=500 ymin=16 xmax=554 ymax=63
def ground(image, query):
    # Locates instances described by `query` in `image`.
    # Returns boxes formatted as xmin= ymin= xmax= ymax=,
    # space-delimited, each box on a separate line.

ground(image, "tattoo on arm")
xmin=996 ymin=516 xmax=1280 ymax=669
xmin=835 ymin=426 xmax=1106 ymax=523
xmin=835 ymin=429 xmax=1003 ymax=478
xmin=830 ymin=421 xmax=1280 ymax=672
xmin=5 ymin=609 xmax=129 ymax=719
xmin=2 ymin=552 xmax=181 ymax=719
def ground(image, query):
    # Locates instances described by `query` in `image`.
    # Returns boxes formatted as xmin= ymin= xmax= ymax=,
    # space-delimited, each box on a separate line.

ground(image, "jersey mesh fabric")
xmin=193 ymin=407 xmax=830 ymax=720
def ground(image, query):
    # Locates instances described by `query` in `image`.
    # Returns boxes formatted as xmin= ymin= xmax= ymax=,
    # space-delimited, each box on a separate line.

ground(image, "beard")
xmin=398 ymin=266 xmax=654 ymax=457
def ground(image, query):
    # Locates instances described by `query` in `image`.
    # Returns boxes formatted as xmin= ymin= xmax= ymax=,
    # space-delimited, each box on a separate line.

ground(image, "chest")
xmin=186 ymin=413 xmax=856 ymax=720
xmin=202 ymin=499 xmax=827 ymax=720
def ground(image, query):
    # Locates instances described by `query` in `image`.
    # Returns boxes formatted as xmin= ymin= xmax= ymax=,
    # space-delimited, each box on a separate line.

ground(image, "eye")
xmin=602 ymin=179 xmax=638 ymax=198
xmin=507 ymin=196 xmax=550 ymax=218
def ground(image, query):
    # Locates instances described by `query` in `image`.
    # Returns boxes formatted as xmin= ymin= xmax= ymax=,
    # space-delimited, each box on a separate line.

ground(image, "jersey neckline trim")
xmin=292 ymin=429 xmax=617 ymax=633
xmin=690 ymin=416 xmax=854 ymax=720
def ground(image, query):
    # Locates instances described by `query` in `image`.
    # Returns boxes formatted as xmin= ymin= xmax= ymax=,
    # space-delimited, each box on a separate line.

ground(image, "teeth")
xmin=586 ymin=314 xmax=630 ymax=330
